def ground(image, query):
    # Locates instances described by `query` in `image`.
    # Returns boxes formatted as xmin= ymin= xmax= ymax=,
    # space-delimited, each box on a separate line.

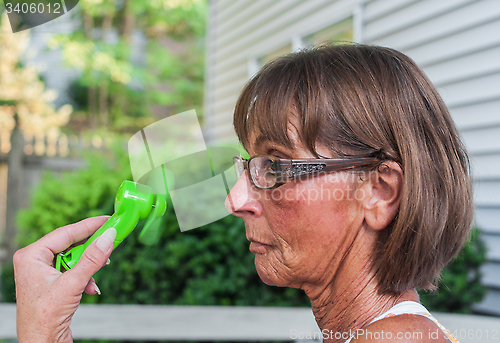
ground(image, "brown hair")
xmin=233 ymin=44 xmax=474 ymax=294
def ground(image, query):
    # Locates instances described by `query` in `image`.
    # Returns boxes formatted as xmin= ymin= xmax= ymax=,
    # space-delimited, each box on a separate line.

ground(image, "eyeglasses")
xmin=233 ymin=155 xmax=381 ymax=190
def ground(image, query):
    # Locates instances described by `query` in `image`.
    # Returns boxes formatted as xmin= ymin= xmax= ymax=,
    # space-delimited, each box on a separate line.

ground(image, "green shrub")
xmin=419 ymin=228 xmax=486 ymax=313
xmin=85 ymin=206 xmax=308 ymax=307
xmin=15 ymin=147 xmax=131 ymax=248
xmin=4 ymin=146 xmax=309 ymax=309
xmin=0 ymin=263 xmax=15 ymax=303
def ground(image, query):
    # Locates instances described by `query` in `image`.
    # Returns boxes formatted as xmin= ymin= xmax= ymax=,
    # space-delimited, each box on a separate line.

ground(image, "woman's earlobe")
xmin=364 ymin=161 xmax=403 ymax=231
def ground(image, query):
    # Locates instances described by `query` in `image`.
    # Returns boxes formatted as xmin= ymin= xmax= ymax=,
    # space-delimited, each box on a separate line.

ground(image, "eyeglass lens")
xmin=233 ymin=157 xmax=244 ymax=178
xmin=233 ymin=156 xmax=278 ymax=189
xmin=249 ymin=156 xmax=277 ymax=189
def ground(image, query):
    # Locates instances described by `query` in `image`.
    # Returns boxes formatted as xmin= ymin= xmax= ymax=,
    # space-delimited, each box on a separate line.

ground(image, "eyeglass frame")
xmin=233 ymin=155 xmax=382 ymax=190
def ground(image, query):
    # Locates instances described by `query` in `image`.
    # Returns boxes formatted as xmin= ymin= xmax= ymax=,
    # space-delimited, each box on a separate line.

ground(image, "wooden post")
xmin=3 ymin=116 xmax=24 ymax=265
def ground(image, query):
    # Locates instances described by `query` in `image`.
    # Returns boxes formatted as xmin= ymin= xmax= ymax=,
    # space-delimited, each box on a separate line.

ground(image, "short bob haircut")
xmin=233 ymin=44 xmax=474 ymax=295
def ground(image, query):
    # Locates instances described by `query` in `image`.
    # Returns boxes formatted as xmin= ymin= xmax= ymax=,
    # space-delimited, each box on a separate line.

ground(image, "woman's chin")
xmin=254 ymin=259 xmax=290 ymax=287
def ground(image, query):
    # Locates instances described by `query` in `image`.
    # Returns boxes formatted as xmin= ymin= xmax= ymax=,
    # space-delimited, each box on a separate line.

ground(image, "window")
xmin=303 ymin=17 xmax=353 ymax=47
xmin=249 ymin=43 xmax=292 ymax=77
xmin=248 ymin=17 xmax=354 ymax=78
xmin=258 ymin=43 xmax=292 ymax=65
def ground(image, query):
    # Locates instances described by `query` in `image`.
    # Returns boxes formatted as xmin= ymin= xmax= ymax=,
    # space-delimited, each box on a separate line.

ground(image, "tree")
xmin=49 ymin=0 xmax=206 ymax=132
xmin=0 ymin=13 xmax=71 ymax=137
xmin=0 ymin=12 xmax=72 ymax=263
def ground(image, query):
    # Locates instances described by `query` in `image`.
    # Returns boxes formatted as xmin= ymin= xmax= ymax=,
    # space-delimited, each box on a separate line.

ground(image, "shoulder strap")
xmin=344 ymin=301 xmax=459 ymax=343
xmin=370 ymin=301 xmax=459 ymax=343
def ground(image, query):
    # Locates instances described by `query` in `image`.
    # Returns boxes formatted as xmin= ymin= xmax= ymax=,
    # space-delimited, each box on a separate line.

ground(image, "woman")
xmin=14 ymin=45 xmax=472 ymax=342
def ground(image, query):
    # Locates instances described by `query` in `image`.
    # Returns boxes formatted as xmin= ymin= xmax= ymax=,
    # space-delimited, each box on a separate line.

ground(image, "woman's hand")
xmin=13 ymin=216 xmax=116 ymax=343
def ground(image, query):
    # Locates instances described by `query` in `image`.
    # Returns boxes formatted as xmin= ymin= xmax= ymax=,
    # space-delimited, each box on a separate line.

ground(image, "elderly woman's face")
xmin=225 ymin=121 xmax=368 ymax=289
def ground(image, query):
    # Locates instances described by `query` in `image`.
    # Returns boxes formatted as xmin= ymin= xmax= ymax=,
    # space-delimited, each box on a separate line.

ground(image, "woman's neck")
xmin=307 ymin=277 xmax=418 ymax=342
xmin=301 ymin=230 xmax=419 ymax=343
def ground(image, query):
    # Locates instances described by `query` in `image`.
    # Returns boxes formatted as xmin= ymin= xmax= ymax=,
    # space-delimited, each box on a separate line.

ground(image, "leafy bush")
xmin=419 ymin=228 xmax=486 ymax=313
xmin=1 ymin=144 xmax=130 ymax=304
xmin=0 ymin=263 xmax=15 ymax=303
xmin=15 ymin=146 xmax=131 ymax=248
xmin=83 ymin=207 xmax=308 ymax=308
xmin=3 ymin=146 xmax=309 ymax=309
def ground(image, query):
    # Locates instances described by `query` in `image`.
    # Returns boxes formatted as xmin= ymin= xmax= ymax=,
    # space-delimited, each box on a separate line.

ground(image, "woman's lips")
xmin=248 ymin=240 xmax=270 ymax=254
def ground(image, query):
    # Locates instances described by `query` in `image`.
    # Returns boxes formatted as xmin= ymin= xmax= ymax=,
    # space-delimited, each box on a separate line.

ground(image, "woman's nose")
xmin=225 ymin=171 xmax=263 ymax=217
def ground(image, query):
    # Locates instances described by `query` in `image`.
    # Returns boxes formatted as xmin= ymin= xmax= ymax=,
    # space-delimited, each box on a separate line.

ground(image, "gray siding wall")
xmin=205 ymin=0 xmax=500 ymax=315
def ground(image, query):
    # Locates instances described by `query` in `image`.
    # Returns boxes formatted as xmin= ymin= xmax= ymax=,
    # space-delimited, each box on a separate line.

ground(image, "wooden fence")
xmin=0 ymin=130 xmax=110 ymax=159
xmin=0 ymin=130 xmax=107 ymax=266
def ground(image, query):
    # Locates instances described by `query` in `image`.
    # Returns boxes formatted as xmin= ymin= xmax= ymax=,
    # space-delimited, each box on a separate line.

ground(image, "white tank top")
xmin=344 ymin=301 xmax=458 ymax=343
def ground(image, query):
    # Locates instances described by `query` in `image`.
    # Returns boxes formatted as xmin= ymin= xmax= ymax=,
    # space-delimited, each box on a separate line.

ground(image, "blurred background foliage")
xmin=419 ymin=228 xmax=487 ymax=314
xmin=1 ymin=147 xmax=311 ymax=310
xmin=48 ymin=0 xmax=206 ymax=134
xmin=0 ymin=12 xmax=71 ymax=142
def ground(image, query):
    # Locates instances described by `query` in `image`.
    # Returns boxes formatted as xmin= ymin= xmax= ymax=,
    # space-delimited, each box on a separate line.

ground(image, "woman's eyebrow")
xmin=252 ymin=135 xmax=290 ymax=155
xmin=253 ymin=134 xmax=292 ymax=150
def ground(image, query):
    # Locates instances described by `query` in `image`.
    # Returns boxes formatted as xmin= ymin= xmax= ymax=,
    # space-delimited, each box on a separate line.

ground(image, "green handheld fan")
xmin=55 ymin=180 xmax=167 ymax=271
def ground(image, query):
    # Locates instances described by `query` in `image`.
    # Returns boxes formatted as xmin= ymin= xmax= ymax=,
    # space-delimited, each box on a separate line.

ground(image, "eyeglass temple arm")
xmin=276 ymin=157 xmax=380 ymax=177
xmin=320 ymin=157 xmax=380 ymax=171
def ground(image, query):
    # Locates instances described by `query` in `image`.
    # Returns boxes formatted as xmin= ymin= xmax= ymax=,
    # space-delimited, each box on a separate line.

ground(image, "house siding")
xmin=205 ymin=0 xmax=500 ymax=315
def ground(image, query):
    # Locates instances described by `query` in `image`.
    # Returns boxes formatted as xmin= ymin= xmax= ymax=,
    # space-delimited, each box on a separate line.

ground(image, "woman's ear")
xmin=363 ymin=161 xmax=403 ymax=231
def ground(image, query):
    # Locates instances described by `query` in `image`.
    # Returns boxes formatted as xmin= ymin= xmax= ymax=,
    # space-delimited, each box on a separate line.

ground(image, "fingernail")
xmin=96 ymin=228 xmax=117 ymax=252
xmin=106 ymin=258 xmax=111 ymax=265
xmin=91 ymin=280 xmax=101 ymax=295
